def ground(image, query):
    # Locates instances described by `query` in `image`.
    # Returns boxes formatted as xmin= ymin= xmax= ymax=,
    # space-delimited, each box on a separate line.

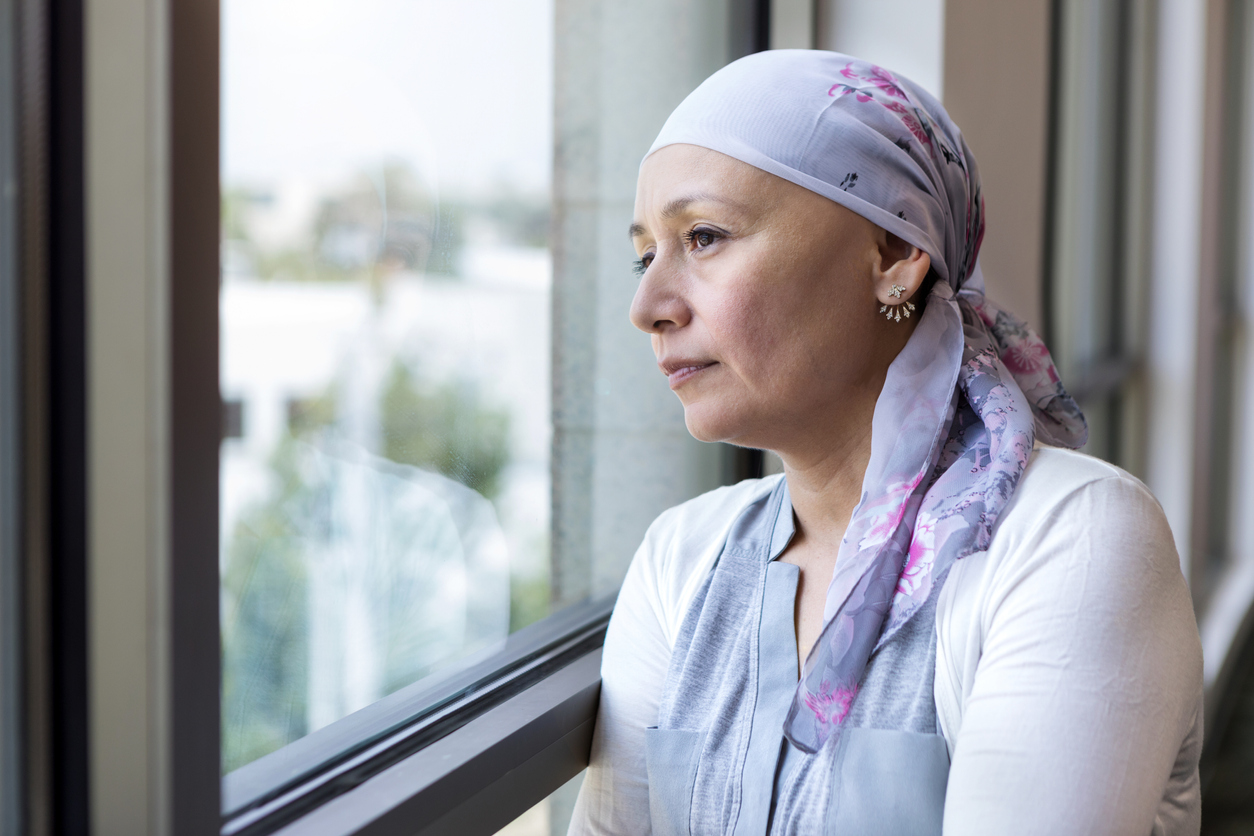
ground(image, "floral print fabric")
xmin=645 ymin=49 xmax=1087 ymax=753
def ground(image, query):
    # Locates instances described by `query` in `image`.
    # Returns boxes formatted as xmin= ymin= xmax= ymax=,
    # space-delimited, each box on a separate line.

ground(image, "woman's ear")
xmin=873 ymin=230 xmax=931 ymax=306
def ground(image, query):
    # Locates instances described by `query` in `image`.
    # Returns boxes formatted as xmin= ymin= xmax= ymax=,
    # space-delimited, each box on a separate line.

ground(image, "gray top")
xmin=646 ymin=477 xmax=949 ymax=835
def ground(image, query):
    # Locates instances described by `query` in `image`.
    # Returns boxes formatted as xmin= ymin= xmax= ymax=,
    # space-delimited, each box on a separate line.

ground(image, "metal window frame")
xmin=1197 ymin=0 xmax=1254 ymax=761
xmin=7 ymin=0 xmax=88 ymax=831
xmin=1039 ymin=0 xmax=1158 ymax=474
xmin=170 ymin=0 xmax=224 ymax=830
xmin=77 ymin=0 xmax=221 ymax=829
xmin=221 ymin=597 xmax=613 ymax=834
xmin=0 ymin=2 xmax=26 ymax=831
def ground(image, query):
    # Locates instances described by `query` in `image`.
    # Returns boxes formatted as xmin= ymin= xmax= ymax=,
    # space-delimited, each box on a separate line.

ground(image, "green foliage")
xmin=509 ymin=574 xmax=551 ymax=633
xmin=222 ymin=164 xmax=467 ymax=283
xmin=379 ymin=361 xmax=511 ymax=499
xmin=221 ymin=391 xmax=338 ymax=773
xmin=222 ymin=364 xmax=519 ymax=773
xmin=474 ymin=192 xmax=549 ymax=249
xmin=221 ymin=439 xmax=316 ymax=774
xmin=221 ymin=163 xmax=548 ymax=284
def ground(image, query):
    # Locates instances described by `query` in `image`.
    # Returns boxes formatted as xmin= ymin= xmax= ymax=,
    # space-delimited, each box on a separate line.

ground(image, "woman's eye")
xmin=632 ymin=253 xmax=654 ymax=276
xmin=683 ymin=228 xmax=721 ymax=249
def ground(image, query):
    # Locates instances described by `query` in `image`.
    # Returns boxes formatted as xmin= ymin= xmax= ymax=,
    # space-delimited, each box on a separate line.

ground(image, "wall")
xmin=550 ymin=0 xmax=728 ymax=604
xmin=816 ymin=0 xmax=944 ymax=99
xmin=942 ymin=0 xmax=1053 ymax=333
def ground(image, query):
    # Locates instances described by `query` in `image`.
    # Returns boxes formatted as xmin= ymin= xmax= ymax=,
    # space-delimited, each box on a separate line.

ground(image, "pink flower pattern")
xmin=804 ymin=681 xmax=859 ymax=726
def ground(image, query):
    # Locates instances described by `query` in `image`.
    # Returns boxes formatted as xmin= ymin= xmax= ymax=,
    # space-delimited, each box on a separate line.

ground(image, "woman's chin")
xmin=682 ymin=405 xmax=748 ymax=445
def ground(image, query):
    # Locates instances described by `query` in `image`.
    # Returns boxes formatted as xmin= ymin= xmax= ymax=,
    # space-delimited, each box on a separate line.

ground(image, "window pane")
xmin=1203 ymin=0 xmax=1254 ymax=587
xmin=1049 ymin=0 xmax=1124 ymax=462
xmin=220 ymin=0 xmax=556 ymax=772
xmin=1047 ymin=0 xmax=1154 ymax=471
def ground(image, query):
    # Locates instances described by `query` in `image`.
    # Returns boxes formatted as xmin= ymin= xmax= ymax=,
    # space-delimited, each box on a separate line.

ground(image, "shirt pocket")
xmin=826 ymin=728 xmax=950 ymax=836
xmin=644 ymin=726 xmax=707 ymax=836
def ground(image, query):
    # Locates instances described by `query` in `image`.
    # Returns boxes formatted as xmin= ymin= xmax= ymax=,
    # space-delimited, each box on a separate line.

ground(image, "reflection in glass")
xmin=219 ymin=0 xmax=553 ymax=771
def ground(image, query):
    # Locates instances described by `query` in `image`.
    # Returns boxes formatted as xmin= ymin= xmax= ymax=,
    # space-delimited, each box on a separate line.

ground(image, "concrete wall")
xmin=551 ymin=0 xmax=730 ymax=604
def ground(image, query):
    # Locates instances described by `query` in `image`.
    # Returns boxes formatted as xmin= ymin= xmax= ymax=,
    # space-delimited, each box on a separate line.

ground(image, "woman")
xmin=569 ymin=50 xmax=1203 ymax=835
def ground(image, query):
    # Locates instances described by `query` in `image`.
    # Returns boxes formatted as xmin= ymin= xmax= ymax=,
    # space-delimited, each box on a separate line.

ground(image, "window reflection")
xmin=219 ymin=0 xmax=554 ymax=771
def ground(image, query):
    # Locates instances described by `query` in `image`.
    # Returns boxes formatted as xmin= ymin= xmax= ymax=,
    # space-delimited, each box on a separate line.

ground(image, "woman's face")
xmin=630 ymin=144 xmax=923 ymax=453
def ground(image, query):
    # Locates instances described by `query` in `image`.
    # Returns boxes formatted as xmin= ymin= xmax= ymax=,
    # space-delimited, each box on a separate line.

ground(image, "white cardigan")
xmin=570 ymin=445 xmax=1204 ymax=835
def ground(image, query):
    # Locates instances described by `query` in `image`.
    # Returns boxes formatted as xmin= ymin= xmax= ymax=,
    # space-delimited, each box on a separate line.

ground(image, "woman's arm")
xmin=943 ymin=475 xmax=1203 ymax=835
xmin=566 ymin=531 xmax=675 ymax=835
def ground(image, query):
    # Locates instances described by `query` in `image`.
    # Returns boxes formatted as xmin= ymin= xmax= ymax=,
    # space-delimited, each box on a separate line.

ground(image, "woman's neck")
xmin=772 ymin=366 xmax=882 ymax=550
xmin=773 ymin=402 xmax=877 ymax=669
xmin=779 ymin=424 xmax=872 ymax=549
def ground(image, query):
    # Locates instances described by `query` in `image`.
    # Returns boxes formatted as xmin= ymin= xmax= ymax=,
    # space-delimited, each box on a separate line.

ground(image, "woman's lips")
xmin=660 ymin=360 xmax=717 ymax=389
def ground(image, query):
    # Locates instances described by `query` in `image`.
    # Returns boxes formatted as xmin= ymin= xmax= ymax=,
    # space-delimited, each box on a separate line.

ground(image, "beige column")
xmin=85 ymin=0 xmax=172 ymax=831
xmin=942 ymin=0 xmax=1054 ymax=333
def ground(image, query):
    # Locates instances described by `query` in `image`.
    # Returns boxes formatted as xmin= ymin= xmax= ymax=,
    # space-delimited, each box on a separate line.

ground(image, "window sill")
xmin=222 ymin=597 xmax=612 ymax=836
xmin=267 ymin=647 xmax=599 ymax=836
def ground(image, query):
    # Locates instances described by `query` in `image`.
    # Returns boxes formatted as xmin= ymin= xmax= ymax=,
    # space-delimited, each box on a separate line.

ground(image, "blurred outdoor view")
xmin=219 ymin=0 xmax=554 ymax=776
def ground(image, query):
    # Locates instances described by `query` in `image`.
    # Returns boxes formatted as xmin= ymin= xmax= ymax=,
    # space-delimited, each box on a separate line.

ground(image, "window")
xmin=1197 ymin=0 xmax=1254 ymax=596
xmin=218 ymin=1 xmax=757 ymax=832
xmin=1197 ymin=6 xmax=1254 ymax=820
xmin=1045 ymin=0 xmax=1155 ymax=473
xmin=219 ymin=0 xmax=561 ymax=775
xmin=51 ymin=0 xmax=1254 ymax=831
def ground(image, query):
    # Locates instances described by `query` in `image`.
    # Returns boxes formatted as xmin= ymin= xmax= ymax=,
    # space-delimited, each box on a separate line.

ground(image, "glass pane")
xmin=1049 ymin=0 xmax=1124 ymax=463
xmin=220 ymin=0 xmax=555 ymax=772
xmin=1205 ymin=0 xmax=1254 ymax=581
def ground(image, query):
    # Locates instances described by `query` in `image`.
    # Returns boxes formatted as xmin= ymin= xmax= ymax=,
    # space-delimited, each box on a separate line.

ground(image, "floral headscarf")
xmin=645 ymin=49 xmax=1087 ymax=753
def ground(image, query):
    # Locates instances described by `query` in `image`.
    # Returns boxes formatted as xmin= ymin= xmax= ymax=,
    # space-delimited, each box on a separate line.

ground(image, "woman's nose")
xmin=629 ymin=257 xmax=691 ymax=334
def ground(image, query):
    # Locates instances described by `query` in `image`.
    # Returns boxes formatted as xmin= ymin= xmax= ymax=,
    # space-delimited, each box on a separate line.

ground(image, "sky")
xmin=222 ymin=0 xmax=555 ymax=198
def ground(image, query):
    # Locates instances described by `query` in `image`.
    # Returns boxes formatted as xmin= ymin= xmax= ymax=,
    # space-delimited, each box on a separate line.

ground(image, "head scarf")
xmin=645 ymin=49 xmax=1088 ymax=753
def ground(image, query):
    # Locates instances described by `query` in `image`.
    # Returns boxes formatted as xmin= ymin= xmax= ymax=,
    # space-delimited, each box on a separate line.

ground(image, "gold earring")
xmin=880 ymin=285 xmax=916 ymax=323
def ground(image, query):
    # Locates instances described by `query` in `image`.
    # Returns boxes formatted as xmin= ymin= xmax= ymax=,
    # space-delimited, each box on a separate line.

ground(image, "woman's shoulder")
xmin=990 ymin=442 xmax=1172 ymax=564
xmin=951 ymin=442 xmax=1190 ymax=642
xmin=632 ymin=475 xmax=783 ymax=639
xmin=1017 ymin=441 xmax=1150 ymax=498
xmin=646 ymin=474 xmax=782 ymax=545
xmin=935 ymin=442 xmax=1199 ymax=744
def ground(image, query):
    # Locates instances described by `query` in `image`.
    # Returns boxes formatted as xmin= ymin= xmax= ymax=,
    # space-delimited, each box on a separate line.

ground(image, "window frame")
xmin=1196 ymin=0 xmax=1254 ymax=760
xmin=0 ymin=0 xmax=25 ymax=829
xmin=1041 ymin=0 xmax=1158 ymax=473
xmin=11 ymin=0 xmax=92 ymax=829
xmin=220 ymin=596 xmax=613 ymax=833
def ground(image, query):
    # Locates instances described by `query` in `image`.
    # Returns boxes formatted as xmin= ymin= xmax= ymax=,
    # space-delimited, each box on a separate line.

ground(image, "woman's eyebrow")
xmin=627 ymin=192 xmax=744 ymax=239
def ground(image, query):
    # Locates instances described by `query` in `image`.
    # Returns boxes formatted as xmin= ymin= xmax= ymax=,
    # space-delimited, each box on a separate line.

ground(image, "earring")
xmin=880 ymin=285 xmax=916 ymax=323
